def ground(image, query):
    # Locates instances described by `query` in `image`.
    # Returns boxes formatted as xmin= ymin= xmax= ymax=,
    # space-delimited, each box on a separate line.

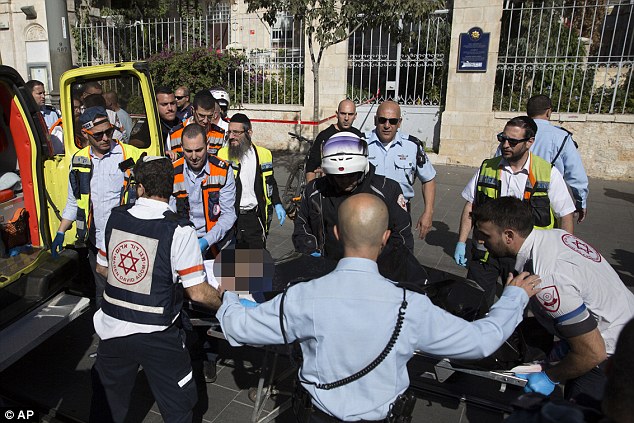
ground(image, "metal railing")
xmin=74 ymin=12 xmax=304 ymax=105
xmin=495 ymin=0 xmax=634 ymax=114
xmin=347 ymin=12 xmax=451 ymax=106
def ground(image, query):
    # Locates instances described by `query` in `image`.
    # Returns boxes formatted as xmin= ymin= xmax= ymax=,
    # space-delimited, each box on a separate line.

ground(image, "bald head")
xmin=337 ymin=193 xmax=389 ymax=256
xmin=336 ymin=99 xmax=357 ymax=130
xmin=375 ymin=101 xmax=401 ymax=143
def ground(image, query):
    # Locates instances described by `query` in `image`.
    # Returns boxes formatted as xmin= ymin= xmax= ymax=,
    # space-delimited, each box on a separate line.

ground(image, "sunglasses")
xmin=175 ymin=95 xmax=187 ymax=100
xmin=377 ymin=116 xmax=400 ymax=125
xmin=497 ymin=132 xmax=531 ymax=147
xmin=85 ymin=126 xmax=115 ymax=140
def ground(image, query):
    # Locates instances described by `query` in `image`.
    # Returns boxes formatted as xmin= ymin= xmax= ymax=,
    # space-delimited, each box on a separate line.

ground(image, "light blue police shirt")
xmin=532 ymin=119 xmax=588 ymax=209
xmin=366 ymin=129 xmax=436 ymax=201
xmin=218 ymin=257 xmax=529 ymax=421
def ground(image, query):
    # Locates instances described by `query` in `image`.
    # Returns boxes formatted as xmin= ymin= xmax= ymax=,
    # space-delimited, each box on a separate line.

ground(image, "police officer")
xmin=175 ymin=85 xmax=193 ymax=121
xmin=90 ymin=156 xmax=223 ymax=423
xmin=292 ymin=132 xmax=414 ymax=266
xmin=170 ymin=123 xmax=236 ymax=257
xmin=366 ymin=101 xmax=437 ymax=239
xmin=471 ymin=197 xmax=634 ymax=401
xmin=168 ymin=90 xmax=225 ymax=157
xmin=52 ymin=106 xmax=143 ymax=306
xmin=217 ymin=113 xmax=286 ymax=249
xmin=305 ymin=99 xmax=364 ymax=182
xmin=526 ymin=94 xmax=589 ymax=223
xmin=218 ymin=193 xmax=540 ymax=422
xmin=454 ymin=116 xmax=575 ymax=307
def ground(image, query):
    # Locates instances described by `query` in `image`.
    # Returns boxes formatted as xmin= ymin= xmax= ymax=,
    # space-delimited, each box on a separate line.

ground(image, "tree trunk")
xmin=312 ymin=60 xmax=320 ymax=140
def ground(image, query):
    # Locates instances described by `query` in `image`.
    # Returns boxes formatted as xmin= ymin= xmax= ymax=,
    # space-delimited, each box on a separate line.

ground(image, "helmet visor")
xmin=321 ymin=133 xmax=367 ymax=159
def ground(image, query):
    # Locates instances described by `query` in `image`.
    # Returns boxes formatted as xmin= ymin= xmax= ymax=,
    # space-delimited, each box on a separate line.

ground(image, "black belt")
xmin=239 ymin=207 xmax=258 ymax=215
xmin=310 ymin=407 xmax=385 ymax=423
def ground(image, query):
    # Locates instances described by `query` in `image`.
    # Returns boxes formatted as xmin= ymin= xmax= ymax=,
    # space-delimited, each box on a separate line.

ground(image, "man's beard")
xmin=229 ymin=138 xmax=251 ymax=161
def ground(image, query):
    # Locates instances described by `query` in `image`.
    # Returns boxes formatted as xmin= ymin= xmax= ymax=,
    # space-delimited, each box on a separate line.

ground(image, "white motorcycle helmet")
xmin=321 ymin=132 xmax=369 ymax=175
xmin=210 ymin=88 xmax=230 ymax=108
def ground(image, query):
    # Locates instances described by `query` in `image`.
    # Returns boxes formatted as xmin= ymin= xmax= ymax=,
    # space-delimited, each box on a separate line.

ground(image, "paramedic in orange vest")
xmin=170 ymin=123 xmax=236 ymax=257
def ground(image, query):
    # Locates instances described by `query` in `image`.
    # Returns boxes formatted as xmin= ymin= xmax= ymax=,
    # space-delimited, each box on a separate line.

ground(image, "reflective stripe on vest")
xmin=476 ymin=153 xmax=554 ymax=229
xmin=172 ymin=155 xmax=229 ymax=232
xmin=169 ymin=119 xmax=225 ymax=156
xmin=102 ymin=206 xmax=186 ymax=326
xmin=70 ymin=141 xmax=142 ymax=242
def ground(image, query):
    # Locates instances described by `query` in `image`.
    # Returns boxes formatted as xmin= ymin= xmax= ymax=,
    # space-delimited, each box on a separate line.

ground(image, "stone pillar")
xmin=438 ymin=0 xmax=504 ymax=166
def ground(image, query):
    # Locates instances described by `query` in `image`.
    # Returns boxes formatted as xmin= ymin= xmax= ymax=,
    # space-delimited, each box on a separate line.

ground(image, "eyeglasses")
xmin=85 ymin=126 xmax=115 ymax=140
xmin=497 ymin=132 xmax=531 ymax=147
xmin=227 ymin=130 xmax=245 ymax=136
xmin=377 ymin=116 xmax=400 ymax=125
xmin=175 ymin=95 xmax=187 ymax=100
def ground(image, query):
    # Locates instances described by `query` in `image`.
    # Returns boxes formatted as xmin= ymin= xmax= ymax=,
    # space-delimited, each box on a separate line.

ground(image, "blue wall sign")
xmin=458 ymin=27 xmax=490 ymax=72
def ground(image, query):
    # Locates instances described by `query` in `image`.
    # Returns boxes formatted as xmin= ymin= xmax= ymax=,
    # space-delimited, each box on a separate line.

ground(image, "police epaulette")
xmin=406 ymin=134 xmax=425 ymax=149
xmin=555 ymin=125 xmax=573 ymax=136
xmin=406 ymin=135 xmax=427 ymax=166
xmin=208 ymin=155 xmax=229 ymax=169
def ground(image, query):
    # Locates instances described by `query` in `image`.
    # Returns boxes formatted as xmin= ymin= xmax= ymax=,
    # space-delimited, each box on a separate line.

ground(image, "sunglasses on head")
xmin=85 ymin=126 xmax=115 ymax=140
xmin=497 ymin=132 xmax=531 ymax=147
xmin=377 ymin=116 xmax=400 ymax=125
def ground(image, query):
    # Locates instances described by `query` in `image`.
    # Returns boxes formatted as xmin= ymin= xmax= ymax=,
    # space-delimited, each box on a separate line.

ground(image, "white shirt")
xmin=93 ymin=197 xmax=206 ymax=340
xmin=238 ymin=146 xmax=258 ymax=210
xmin=514 ymin=229 xmax=634 ymax=354
xmin=461 ymin=153 xmax=575 ymax=218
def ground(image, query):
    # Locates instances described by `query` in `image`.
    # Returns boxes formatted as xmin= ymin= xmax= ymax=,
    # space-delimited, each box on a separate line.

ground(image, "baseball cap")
xmin=78 ymin=106 xmax=109 ymax=129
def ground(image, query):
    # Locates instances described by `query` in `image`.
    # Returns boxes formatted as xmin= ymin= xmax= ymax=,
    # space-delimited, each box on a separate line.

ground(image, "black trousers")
xmin=87 ymin=241 xmax=107 ymax=308
xmin=90 ymin=325 xmax=197 ymax=423
xmin=466 ymin=250 xmax=516 ymax=309
xmin=236 ymin=209 xmax=266 ymax=249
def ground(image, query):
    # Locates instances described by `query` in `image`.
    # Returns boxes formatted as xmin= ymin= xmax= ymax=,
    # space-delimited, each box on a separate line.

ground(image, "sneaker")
xmin=204 ymin=361 xmax=217 ymax=383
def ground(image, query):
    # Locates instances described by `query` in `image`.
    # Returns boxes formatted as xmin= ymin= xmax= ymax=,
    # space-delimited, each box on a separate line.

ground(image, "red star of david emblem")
xmin=574 ymin=240 xmax=591 ymax=254
xmin=117 ymin=250 xmax=140 ymax=275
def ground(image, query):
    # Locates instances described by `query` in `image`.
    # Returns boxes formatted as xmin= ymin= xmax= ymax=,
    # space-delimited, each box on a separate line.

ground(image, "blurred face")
xmin=182 ymin=133 xmax=208 ymax=172
xmin=374 ymin=103 xmax=401 ymax=143
xmin=73 ymin=99 xmax=83 ymax=119
xmin=336 ymin=101 xmax=357 ymax=130
xmin=194 ymin=106 xmax=216 ymax=130
xmin=31 ymin=84 xmax=46 ymax=106
xmin=156 ymin=93 xmax=177 ymax=122
xmin=83 ymin=118 xmax=114 ymax=156
xmin=498 ymin=125 xmax=534 ymax=163
xmin=475 ymin=221 xmax=512 ymax=258
xmin=175 ymin=88 xmax=189 ymax=109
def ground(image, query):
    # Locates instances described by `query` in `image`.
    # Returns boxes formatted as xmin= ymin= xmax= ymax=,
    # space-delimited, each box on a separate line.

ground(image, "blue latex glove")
xmin=198 ymin=238 xmax=209 ymax=254
xmin=8 ymin=244 xmax=33 ymax=257
xmin=51 ymin=231 xmax=65 ymax=258
xmin=516 ymin=372 xmax=557 ymax=395
xmin=454 ymin=242 xmax=467 ymax=266
xmin=239 ymin=298 xmax=259 ymax=308
xmin=275 ymin=203 xmax=286 ymax=225
xmin=310 ymin=251 xmax=321 ymax=258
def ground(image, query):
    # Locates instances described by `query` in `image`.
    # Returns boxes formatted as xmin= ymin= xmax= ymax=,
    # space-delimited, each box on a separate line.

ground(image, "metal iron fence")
xmin=496 ymin=0 xmax=634 ymax=114
xmin=347 ymin=11 xmax=451 ymax=106
xmin=73 ymin=10 xmax=304 ymax=105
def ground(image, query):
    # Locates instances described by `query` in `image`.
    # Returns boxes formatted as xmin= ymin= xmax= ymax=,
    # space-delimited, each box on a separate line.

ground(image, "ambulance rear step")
xmin=0 ymin=292 xmax=90 ymax=372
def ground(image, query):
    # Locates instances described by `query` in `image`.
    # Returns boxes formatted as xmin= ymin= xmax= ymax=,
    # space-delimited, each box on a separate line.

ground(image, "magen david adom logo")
xmin=111 ymin=240 xmax=150 ymax=285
